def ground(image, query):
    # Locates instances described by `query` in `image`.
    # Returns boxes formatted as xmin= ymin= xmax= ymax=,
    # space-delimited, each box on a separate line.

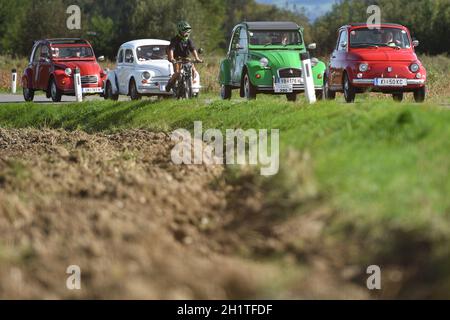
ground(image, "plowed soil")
xmin=0 ymin=129 xmax=367 ymax=299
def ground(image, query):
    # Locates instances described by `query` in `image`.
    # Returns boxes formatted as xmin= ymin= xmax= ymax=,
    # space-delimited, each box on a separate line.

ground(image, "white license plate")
xmin=375 ymin=78 xmax=407 ymax=87
xmin=160 ymin=84 xmax=166 ymax=91
xmin=82 ymin=87 xmax=103 ymax=93
xmin=274 ymin=83 xmax=293 ymax=93
xmin=277 ymin=77 xmax=303 ymax=85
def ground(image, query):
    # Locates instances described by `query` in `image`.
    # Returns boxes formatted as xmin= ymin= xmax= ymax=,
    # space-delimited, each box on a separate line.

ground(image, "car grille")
xmin=81 ymin=75 xmax=98 ymax=85
xmin=278 ymin=68 xmax=302 ymax=78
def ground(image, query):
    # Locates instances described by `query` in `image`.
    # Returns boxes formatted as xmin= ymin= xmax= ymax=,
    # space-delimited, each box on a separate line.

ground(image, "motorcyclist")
xmin=166 ymin=21 xmax=203 ymax=92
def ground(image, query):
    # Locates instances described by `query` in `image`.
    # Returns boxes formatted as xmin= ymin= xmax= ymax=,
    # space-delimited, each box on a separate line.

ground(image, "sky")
xmin=257 ymin=0 xmax=337 ymax=21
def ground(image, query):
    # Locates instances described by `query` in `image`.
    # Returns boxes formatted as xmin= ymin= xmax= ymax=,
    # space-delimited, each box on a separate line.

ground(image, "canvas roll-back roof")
xmin=244 ymin=21 xmax=300 ymax=31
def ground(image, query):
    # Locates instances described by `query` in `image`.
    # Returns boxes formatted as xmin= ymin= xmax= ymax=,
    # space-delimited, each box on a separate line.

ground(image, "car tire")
xmin=414 ymin=86 xmax=426 ymax=103
xmin=129 ymin=79 xmax=141 ymax=101
xmin=393 ymin=93 xmax=404 ymax=102
xmin=316 ymin=90 xmax=323 ymax=100
xmin=22 ymin=78 xmax=35 ymax=102
xmin=105 ymin=81 xmax=119 ymax=101
xmin=220 ymin=84 xmax=232 ymax=100
xmin=343 ymin=73 xmax=355 ymax=103
xmin=323 ymin=75 xmax=336 ymax=100
xmin=286 ymin=93 xmax=297 ymax=102
xmin=50 ymin=78 xmax=62 ymax=103
xmin=243 ymin=73 xmax=257 ymax=100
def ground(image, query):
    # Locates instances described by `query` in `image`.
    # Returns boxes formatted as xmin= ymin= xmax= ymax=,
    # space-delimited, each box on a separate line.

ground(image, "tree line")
xmin=0 ymin=0 xmax=448 ymax=59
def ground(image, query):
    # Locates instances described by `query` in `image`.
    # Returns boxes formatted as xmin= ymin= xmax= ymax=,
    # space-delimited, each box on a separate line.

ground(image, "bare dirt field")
xmin=0 ymin=128 xmax=368 ymax=299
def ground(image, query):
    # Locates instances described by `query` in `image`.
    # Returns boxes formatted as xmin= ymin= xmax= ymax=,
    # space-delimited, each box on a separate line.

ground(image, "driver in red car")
xmin=165 ymin=21 xmax=203 ymax=92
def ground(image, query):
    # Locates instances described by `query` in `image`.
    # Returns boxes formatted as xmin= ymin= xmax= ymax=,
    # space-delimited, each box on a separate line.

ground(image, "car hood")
xmin=136 ymin=60 xmax=173 ymax=76
xmin=54 ymin=60 xmax=102 ymax=74
xmin=349 ymin=49 xmax=418 ymax=62
xmin=253 ymin=50 xmax=302 ymax=69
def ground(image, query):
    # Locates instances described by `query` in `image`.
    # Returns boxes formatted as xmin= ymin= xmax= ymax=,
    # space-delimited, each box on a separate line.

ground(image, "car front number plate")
xmin=82 ymin=87 xmax=103 ymax=93
xmin=160 ymin=84 xmax=166 ymax=92
xmin=375 ymin=78 xmax=407 ymax=87
xmin=278 ymin=77 xmax=303 ymax=85
xmin=274 ymin=83 xmax=293 ymax=93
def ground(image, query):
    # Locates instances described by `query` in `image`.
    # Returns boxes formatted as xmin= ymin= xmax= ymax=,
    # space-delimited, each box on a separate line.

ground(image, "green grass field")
xmin=1 ymin=95 xmax=449 ymax=297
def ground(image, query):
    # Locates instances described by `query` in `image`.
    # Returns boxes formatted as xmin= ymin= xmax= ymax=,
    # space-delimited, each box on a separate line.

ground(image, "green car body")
xmin=219 ymin=21 xmax=326 ymax=101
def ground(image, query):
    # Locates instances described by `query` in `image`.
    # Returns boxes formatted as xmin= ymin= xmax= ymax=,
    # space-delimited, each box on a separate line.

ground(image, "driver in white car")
xmin=165 ymin=21 xmax=203 ymax=92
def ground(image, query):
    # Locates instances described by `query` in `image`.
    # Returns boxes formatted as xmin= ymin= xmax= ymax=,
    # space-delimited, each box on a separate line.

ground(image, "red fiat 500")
xmin=22 ymin=38 xmax=106 ymax=102
xmin=323 ymin=23 xmax=427 ymax=103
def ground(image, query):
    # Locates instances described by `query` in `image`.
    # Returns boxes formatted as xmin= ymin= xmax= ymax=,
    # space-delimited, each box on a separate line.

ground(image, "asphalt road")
xmin=0 ymin=93 xmax=107 ymax=104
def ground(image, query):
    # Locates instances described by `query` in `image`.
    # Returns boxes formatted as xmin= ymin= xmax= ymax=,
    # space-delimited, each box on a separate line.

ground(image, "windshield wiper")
xmin=351 ymin=43 xmax=379 ymax=48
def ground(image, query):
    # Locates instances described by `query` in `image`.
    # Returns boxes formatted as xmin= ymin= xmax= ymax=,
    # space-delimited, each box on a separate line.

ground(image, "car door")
xmin=37 ymin=44 xmax=51 ymax=90
xmin=119 ymin=48 xmax=134 ymax=94
xmin=31 ymin=44 xmax=42 ymax=88
xmin=228 ymin=27 xmax=241 ymax=85
xmin=234 ymin=27 xmax=249 ymax=85
xmin=115 ymin=48 xmax=125 ymax=94
xmin=331 ymin=29 xmax=348 ymax=89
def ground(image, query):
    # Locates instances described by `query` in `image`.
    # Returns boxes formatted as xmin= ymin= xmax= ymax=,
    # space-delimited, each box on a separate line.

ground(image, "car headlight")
xmin=259 ymin=58 xmax=269 ymax=68
xmin=410 ymin=63 xmax=420 ymax=73
xmin=142 ymin=71 xmax=151 ymax=80
xmin=65 ymin=68 xmax=72 ymax=76
xmin=359 ymin=63 xmax=369 ymax=72
xmin=311 ymin=58 xmax=319 ymax=67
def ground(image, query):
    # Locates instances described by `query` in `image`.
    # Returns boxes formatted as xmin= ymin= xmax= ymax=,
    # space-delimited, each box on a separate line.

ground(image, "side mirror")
xmin=307 ymin=43 xmax=317 ymax=50
xmin=412 ymin=40 xmax=419 ymax=47
xmin=197 ymin=48 xmax=204 ymax=55
xmin=98 ymin=55 xmax=105 ymax=62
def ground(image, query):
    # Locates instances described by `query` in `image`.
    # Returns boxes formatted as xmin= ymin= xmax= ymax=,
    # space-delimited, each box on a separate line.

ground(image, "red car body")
xmin=22 ymin=38 xmax=106 ymax=102
xmin=324 ymin=23 xmax=427 ymax=103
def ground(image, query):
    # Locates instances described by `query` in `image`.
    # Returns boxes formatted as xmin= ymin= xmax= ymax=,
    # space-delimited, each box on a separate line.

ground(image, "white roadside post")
xmin=74 ymin=67 xmax=83 ymax=102
xmin=11 ymin=69 xmax=17 ymax=94
xmin=300 ymin=52 xmax=316 ymax=104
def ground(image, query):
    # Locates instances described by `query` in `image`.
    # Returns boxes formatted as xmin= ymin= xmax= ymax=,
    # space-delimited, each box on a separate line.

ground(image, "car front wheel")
xmin=343 ymin=73 xmax=355 ymax=103
xmin=414 ymin=86 xmax=426 ymax=103
xmin=243 ymin=73 xmax=257 ymax=100
xmin=50 ymin=78 xmax=62 ymax=102
xmin=393 ymin=93 xmax=404 ymax=102
xmin=323 ymin=75 xmax=336 ymax=100
xmin=220 ymin=84 xmax=232 ymax=100
xmin=22 ymin=78 xmax=35 ymax=102
xmin=129 ymin=79 xmax=141 ymax=101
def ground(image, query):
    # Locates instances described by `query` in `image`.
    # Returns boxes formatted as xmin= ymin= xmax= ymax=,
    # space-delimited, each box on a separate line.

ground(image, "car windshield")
xmin=51 ymin=46 xmax=94 ymax=58
xmin=248 ymin=30 xmax=302 ymax=46
xmin=349 ymin=27 xmax=411 ymax=49
xmin=136 ymin=45 xmax=168 ymax=61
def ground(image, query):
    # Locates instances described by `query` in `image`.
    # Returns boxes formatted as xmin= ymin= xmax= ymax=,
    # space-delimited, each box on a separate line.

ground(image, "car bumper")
xmin=257 ymin=84 xmax=323 ymax=92
xmin=352 ymin=79 xmax=426 ymax=86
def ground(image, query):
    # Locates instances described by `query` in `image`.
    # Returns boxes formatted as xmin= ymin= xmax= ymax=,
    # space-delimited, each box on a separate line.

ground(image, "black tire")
xmin=220 ymin=84 xmax=232 ymax=100
xmin=129 ymin=79 xmax=141 ymax=101
xmin=50 ymin=77 xmax=62 ymax=102
xmin=22 ymin=78 xmax=35 ymax=102
xmin=343 ymin=73 xmax=356 ymax=103
xmin=243 ymin=72 xmax=257 ymax=100
xmin=393 ymin=93 xmax=404 ymax=102
xmin=323 ymin=75 xmax=336 ymax=100
xmin=286 ymin=93 xmax=297 ymax=102
xmin=414 ymin=86 xmax=426 ymax=103
xmin=316 ymin=90 xmax=323 ymax=101
xmin=104 ymin=81 xmax=119 ymax=101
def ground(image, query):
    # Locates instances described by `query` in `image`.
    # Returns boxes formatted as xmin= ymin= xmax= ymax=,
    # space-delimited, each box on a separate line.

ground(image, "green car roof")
xmin=243 ymin=21 xmax=300 ymax=31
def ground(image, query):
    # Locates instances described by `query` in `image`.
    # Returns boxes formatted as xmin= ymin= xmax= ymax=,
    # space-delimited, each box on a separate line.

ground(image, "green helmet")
xmin=177 ymin=21 xmax=192 ymax=40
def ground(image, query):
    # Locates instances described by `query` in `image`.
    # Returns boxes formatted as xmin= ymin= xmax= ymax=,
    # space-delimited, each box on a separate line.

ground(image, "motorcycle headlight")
xmin=259 ymin=58 xmax=269 ymax=68
xmin=142 ymin=71 xmax=151 ymax=80
xmin=311 ymin=58 xmax=319 ymax=67
xmin=359 ymin=63 xmax=369 ymax=72
xmin=65 ymin=68 xmax=72 ymax=76
xmin=410 ymin=63 xmax=420 ymax=73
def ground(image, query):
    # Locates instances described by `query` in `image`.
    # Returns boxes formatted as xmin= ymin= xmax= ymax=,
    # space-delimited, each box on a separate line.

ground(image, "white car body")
xmin=104 ymin=39 xmax=201 ymax=97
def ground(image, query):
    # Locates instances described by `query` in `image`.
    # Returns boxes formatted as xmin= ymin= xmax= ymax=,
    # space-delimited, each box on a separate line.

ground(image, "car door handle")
xmin=332 ymin=55 xmax=336 ymax=59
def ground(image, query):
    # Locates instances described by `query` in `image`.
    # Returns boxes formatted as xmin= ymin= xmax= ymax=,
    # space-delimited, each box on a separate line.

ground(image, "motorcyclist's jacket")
xmin=169 ymin=36 xmax=196 ymax=59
